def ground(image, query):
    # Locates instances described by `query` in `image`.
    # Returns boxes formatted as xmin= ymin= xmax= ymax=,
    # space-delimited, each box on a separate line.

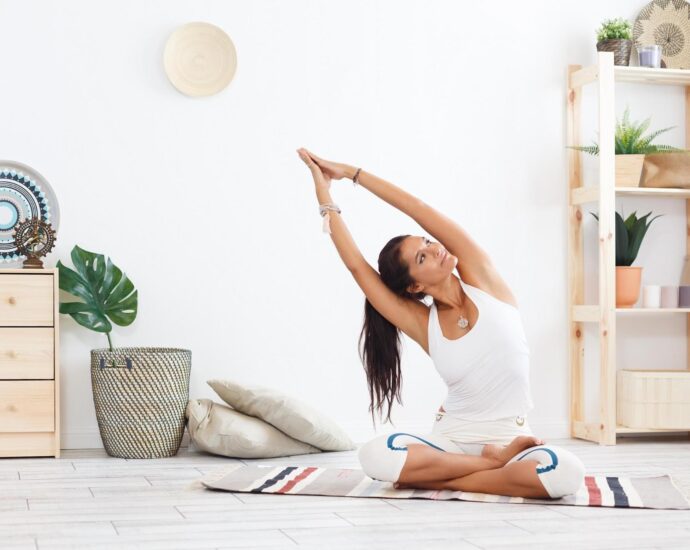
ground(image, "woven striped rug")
xmin=201 ymin=464 xmax=690 ymax=510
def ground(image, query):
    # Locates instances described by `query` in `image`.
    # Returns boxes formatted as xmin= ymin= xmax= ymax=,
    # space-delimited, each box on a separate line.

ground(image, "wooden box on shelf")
xmin=0 ymin=268 xmax=60 ymax=457
xmin=617 ymin=369 xmax=690 ymax=429
xmin=615 ymin=154 xmax=645 ymax=187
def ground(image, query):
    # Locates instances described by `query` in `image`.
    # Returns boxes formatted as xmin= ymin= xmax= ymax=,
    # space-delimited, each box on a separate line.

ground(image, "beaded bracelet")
xmin=352 ymin=167 xmax=362 ymax=186
xmin=319 ymin=203 xmax=341 ymax=234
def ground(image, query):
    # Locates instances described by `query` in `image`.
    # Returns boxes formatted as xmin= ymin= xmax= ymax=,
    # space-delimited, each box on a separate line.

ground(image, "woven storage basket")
xmin=596 ymin=39 xmax=632 ymax=66
xmin=90 ymin=347 xmax=191 ymax=458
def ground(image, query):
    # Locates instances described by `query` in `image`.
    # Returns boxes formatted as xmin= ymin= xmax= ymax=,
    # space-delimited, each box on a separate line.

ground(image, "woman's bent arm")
xmin=347 ymin=167 xmax=491 ymax=269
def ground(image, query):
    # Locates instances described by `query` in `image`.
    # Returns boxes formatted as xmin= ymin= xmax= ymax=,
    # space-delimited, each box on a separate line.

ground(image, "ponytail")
xmin=358 ymin=235 xmax=426 ymax=424
xmin=358 ymin=298 xmax=403 ymax=424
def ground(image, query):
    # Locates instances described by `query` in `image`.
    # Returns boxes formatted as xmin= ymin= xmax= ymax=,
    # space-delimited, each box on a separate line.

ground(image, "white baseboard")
xmin=60 ymin=420 xmax=569 ymax=450
xmin=61 ymin=430 xmax=191 ymax=450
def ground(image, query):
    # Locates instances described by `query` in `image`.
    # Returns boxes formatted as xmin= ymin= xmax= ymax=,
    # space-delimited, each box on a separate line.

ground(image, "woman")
xmin=297 ymin=148 xmax=585 ymax=499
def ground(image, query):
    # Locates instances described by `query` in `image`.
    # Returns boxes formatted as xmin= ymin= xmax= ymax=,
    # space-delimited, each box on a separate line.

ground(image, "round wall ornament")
xmin=0 ymin=161 xmax=59 ymax=267
xmin=163 ymin=22 xmax=237 ymax=97
xmin=634 ymin=0 xmax=690 ymax=69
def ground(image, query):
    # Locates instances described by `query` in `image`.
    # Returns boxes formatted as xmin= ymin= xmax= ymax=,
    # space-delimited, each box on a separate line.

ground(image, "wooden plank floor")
xmin=0 ymin=437 xmax=689 ymax=549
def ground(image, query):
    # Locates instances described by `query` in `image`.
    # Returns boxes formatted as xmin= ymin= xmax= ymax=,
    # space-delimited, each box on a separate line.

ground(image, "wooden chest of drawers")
xmin=0 ymin=269 xmax=60 ymax=457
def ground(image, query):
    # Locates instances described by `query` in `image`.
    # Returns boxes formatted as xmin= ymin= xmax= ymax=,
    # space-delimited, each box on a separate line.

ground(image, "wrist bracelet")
xmin=352 ymin=167 xmax=362 ymax=186
xmin=319 ymin=203 xmax=341 ymax=234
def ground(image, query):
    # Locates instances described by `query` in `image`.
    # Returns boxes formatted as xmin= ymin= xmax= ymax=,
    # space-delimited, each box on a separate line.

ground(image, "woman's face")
xmin=400 ymin=236 xmax=457 ymax=289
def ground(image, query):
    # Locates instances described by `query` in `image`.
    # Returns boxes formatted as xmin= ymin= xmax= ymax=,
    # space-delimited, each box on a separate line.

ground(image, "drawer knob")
xmin=8 ymin=296 xmax=16 ymax=305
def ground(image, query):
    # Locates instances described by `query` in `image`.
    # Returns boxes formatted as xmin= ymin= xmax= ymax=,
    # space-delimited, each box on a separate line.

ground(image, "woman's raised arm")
xmin=301 ymin=150 xmax=489 ymax=266
xmin=302 ymin=150 xmax=515 ymax=305
xmin=297 ymin=148 xmax=366 ymax=272
xmin=297 ymin=148 xmax=428 ymax=346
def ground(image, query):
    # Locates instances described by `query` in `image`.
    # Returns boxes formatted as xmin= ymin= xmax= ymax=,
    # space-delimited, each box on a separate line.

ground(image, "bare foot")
xmin=482 ymin=436 xmax=544 ymax=466
xmin=394 ymin=479 xmax=448 ymax=491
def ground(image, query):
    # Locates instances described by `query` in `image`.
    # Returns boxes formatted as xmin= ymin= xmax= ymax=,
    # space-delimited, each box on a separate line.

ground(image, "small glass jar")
xmin=638 ymin=44 xmax=662 ymax=68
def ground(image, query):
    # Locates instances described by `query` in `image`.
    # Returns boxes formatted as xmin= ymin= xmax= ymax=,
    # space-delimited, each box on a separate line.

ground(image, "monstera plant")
xmin=57 ymin=245 xmax=137 ymax=350
xmin=57 ymin=245 xmax=191 ymax=460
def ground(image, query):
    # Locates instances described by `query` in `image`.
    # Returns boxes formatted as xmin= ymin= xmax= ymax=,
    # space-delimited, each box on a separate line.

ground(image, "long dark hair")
xmin=358 ymin=235 xmax=426 ymax=424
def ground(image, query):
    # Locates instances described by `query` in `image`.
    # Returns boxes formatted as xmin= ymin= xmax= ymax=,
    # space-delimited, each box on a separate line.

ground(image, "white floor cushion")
xmin=186 ymin=398 xmax=319 ymax=458
xmin=208 ymin=379 xmax=356 ymax=452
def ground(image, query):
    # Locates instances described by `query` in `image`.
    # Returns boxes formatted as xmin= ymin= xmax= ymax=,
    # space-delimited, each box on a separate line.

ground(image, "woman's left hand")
xmin=297 ymin=148 xmax=331 ymax=190
xmin=301 ymin=149 xmax=351 ymax=181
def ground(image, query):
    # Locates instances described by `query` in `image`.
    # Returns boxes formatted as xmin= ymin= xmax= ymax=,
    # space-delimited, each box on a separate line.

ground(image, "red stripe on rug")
xmin=585 ymin=476 xmax=601 ymax=506
xmin=278 ymin=467 xmax=318 ymax=494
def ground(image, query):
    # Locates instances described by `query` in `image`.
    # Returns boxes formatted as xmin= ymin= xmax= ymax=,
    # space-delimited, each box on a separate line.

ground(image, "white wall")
xmin=1 ymin=0 xmax=682 ymax=447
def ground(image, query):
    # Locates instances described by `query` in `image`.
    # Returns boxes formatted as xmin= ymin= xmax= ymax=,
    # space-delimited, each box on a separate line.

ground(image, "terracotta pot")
xmin=616 ymin=266 xmax=642 ymax=308
xmin=615 ymin=154 xmax=645 ymax=187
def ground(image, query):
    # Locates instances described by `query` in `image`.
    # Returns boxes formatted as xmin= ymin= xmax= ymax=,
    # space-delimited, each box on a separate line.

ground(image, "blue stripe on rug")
xmin=606 ymin=476 xmax=629 ymax=507
xmin=251 ymin=466 xmax=298 ymax=493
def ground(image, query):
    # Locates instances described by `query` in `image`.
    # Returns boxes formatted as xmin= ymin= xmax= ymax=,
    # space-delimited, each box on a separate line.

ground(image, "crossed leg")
xmin=396 ymin=457 xmax=549 ymax=499
xmin=396 ymin=435 xmax=543 ymax=485
xmin=396 ymin=435 xmax=549 ymax=498
xmin=358 ymin=433 xmax=584 ymax=499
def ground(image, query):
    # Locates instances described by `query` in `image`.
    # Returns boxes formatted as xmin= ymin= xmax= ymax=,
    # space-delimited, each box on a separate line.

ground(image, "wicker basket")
xmin=617 ymin=370 xmax=690 ymax=429
xmin=596 ymin=39 xmax=632 ymax=66
xmin=90 ymin=347 xmax=191 ymax=458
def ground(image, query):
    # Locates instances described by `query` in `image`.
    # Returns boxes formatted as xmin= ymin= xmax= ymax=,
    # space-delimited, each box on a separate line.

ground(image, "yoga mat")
xmin=200 ymin=464 xmax=690 ymax=510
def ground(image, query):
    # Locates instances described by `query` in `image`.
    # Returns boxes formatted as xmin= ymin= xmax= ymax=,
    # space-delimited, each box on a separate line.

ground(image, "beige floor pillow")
xmin=186 ymin=398 xmax=319 ymax=458
xmin=207 ymin=379 xmax=355 ymax=452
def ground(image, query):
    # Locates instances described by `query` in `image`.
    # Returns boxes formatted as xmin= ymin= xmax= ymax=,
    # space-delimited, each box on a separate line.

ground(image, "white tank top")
xmin=427 ymin=278 xmax=534 ymax=421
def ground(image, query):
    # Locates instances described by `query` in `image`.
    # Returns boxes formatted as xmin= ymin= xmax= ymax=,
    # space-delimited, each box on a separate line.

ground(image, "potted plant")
xmin=596 ymin=17 xmax=633 ymax=66
xmin=570 ymin=107 xmax=679 ymax=186
xmin=592 ymin=211 xmax=661 ymax=307
xmin=57 ymin=245 xmax=192 ymax=459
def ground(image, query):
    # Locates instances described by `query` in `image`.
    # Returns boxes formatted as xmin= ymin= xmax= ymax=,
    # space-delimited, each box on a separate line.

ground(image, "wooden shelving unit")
xmin=567 ymin=52 xmax=690 ymax=445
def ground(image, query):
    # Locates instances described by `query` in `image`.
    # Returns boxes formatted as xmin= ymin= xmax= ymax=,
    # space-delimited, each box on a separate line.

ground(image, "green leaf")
xmin=57 ymin=246 xmax=137 ymax=344
xmin=596 ymin=17 xmax=632 ymax=41
xmin=615 ymin=212 xmax=630 ymax=266
xmin=623 ymin=211 xmax=638 ymax=233
xmin=572 ymin=107 xmax=679 ymax=155
xmin=627 ymin=213 xmax=662 ymax=265
xmin=569 ymin=144 xmax=600 ymax=156
xmin=592 ymin=209 xmax=662 ymax=266
xmin=59 ymin=302 xmax=112 ymax=333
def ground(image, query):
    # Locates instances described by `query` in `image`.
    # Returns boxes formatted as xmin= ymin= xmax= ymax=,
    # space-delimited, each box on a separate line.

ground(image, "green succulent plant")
xmin=570 ymin=107 xmax=679 ymax=156
xmin=57 ymin=245 xmax=138 ymax=351
xmin=591 ymin=211 xmax=662 ymax=266
xmin=596 ymin=18 xmax=632 ymax=42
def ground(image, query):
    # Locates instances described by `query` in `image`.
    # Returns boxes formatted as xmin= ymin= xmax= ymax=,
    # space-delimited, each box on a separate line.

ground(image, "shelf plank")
xmin=615 ymin=65 xmax=690 ymax=86
xmin=573 ymin=420 xmax=601 ymax=443
xmin=617 ymin=186 xmax=690 ymax=197
xmin=570 ymin=185 xmax=690 ymax=204
xmin=572 ymin=306 xmax=690 ymax=319
xmin=570 ymin=64 xmax=690 ymax=87
xmin=572 ymin=305 xmax=599 ymax=322
xmin=570 ymin=187 xmax=599 ymax=205
xmin=616 ymin=425 xmax=690 ymax=434
xmin=617 ymin=308 xmax=690 ymax=314
xmin=570 ymin=65 xmax=598 ymax=88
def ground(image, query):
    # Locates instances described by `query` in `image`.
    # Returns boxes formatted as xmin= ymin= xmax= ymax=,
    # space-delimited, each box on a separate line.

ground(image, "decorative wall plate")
xmin=0 ymin=161 xmax=60 ymax=266
xmin=163 ymin=22 xmax=237 ymax=97
xmin=634 ymin=0 xmax=690 ymax=69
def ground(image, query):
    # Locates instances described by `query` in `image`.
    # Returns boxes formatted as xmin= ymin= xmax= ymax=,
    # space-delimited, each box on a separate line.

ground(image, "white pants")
xmin=358 ymin=413 xmax=585 ymax=499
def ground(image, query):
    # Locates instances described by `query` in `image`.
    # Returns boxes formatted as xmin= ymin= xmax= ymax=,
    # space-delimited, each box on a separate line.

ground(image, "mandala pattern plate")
xmin=0 ymin=161 xmax=60 ymax=266
xmin=634 ymin=0 xmax=690 ymax=69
